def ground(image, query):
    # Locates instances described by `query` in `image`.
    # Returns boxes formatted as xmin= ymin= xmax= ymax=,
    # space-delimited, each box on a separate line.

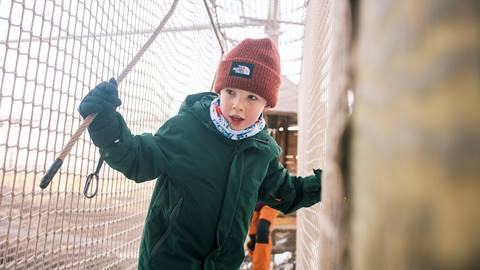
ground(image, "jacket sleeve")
xmin=258 ymin=159 xmax=322 ymax=214
xmin=99 ymin=112 xmax=174 ymax=183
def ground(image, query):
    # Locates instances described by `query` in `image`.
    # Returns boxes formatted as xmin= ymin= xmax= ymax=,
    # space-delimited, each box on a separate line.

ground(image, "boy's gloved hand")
xmin=79 ymin=78 xmax=122 ymax=148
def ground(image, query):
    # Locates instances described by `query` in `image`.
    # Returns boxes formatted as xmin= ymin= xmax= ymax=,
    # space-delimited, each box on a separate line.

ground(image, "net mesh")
xmin=296 ymin=0 xmax=351 ymax=269
xmin=0 ymin=0 xmax=219 ymax=268
xmin=0 ymin=0 xmax=315 ymax=268
xmin=214 ymin=0 xmax=307 ymax=85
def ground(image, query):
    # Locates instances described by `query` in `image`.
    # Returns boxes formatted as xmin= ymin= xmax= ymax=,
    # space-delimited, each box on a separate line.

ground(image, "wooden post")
xmin=352 ymin=1 xmax=480 ymax=269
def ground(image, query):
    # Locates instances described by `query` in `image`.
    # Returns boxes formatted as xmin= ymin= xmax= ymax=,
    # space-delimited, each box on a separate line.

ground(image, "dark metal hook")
xmin=84 ymin=157 xmax=104 ymax=198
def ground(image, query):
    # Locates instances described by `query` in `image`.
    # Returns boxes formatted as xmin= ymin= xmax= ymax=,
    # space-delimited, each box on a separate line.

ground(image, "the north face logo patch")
xmin=229 ymin=62 xmax=254 ymax=79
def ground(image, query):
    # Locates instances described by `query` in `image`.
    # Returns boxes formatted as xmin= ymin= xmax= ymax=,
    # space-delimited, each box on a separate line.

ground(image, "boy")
xmin=79 ymin=38 xmax=321 ymax=269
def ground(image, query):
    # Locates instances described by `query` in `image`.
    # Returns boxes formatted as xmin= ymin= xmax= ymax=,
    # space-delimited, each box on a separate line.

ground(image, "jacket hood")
xmin=178 ymin=92 xmax=217 ymax=114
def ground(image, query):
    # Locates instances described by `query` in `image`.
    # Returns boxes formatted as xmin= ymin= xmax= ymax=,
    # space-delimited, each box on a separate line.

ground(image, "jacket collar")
xmin=180 ymin=92 xmax=280 ymax=155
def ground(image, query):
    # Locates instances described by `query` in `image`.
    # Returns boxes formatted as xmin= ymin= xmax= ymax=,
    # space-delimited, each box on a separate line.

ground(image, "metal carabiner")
xmin=83 ymin=157 xmax=104 ymax=199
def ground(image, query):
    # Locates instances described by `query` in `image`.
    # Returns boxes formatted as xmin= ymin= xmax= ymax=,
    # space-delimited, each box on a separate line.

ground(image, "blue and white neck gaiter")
xmin=209 ymin=97 xmax=265 ymax=141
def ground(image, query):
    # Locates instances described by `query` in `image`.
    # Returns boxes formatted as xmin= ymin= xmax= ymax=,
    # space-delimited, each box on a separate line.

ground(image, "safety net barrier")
xmin=296 ymin=0 xmax=351 ymax=269
xmin=0 ymin=0 xmax=220 ymax=268
xmin=0 ymin=0 xmax=310 ymax=269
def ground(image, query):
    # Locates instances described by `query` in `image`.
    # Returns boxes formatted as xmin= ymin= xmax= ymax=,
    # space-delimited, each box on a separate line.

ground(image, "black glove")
xmin=256 ymin=219 xmax=271 ymax=244
xmin=79 ymin=78 xmax=122 ymax=148
xmin=247 ymin=234 xmax=256 ymax=252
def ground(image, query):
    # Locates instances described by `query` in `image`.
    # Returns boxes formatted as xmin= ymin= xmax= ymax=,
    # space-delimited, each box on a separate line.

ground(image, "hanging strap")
xmin=40 ymin=0 xmax=180 ymax=189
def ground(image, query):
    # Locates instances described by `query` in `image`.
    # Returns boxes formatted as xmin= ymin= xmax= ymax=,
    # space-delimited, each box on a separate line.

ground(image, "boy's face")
xmin=219 ymin=88 xmax=268 ymax=131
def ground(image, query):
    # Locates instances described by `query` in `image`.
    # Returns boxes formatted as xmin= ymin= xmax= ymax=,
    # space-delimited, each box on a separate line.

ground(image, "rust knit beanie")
xmin=214 ymin=38 xmax=281 ymax=107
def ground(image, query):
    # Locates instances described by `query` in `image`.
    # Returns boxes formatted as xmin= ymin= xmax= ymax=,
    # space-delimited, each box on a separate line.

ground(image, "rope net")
xmin=295 ymin=1 xmax=330 ymax=266
xmin=296 ymin=0 xmax=350 ymax=269
xmin=0 ymin=0 xmax=219 ymax=268
xmin=0 ymin=0 xmax=313 ymax=268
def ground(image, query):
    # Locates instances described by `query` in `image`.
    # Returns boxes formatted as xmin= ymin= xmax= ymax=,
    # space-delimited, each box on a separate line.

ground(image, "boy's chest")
xmin=167 ymin=118 xmax=269 ymax=190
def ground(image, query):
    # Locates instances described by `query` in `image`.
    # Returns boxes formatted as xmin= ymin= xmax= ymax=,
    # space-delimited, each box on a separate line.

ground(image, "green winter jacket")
xmin=99 ymin=92 xmax=321 ymax=269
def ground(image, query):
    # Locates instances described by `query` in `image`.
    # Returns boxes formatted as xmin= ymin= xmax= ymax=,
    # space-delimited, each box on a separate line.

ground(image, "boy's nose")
xmin=233 ymin=99 xmax=244 ymax=111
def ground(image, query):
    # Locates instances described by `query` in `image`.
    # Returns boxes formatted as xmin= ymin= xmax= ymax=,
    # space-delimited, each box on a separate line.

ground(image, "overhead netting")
xmin=0 ymin=0 xmax=220 ymax=268
xmin=214 ymin=0 xmax=307 ymax=85
xmin=0 ymin=0 xmax=312 ymax=269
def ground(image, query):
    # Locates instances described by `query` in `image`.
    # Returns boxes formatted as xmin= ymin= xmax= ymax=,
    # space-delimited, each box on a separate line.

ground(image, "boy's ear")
xmin=263 ymin=105 xmax=271 ymax=112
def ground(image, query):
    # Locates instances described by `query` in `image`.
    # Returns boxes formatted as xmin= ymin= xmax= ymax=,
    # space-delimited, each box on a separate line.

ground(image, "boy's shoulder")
xmin=178 ymin=92 xmax=217 ymax=113
xmin=250 ymin=130 xmax=282 ymax=158
xmin=156 ymin=92 xmax=215 ymax=135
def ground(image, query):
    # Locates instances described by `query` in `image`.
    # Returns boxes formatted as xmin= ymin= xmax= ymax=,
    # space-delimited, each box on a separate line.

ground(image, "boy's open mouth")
xmin=229 ymin=115 xmax=244 ymax=123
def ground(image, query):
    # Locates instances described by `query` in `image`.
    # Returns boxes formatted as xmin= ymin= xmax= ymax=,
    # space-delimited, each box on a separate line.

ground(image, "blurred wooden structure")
xmin=352 ymin=1 xmax=480 ymax=269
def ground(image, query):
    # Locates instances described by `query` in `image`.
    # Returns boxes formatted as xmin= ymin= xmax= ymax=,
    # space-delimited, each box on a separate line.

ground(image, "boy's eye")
xmin=248 ymin=95 xmax=258 ymax=101
xmin=226 ymin=89 xmax=234 ymax=95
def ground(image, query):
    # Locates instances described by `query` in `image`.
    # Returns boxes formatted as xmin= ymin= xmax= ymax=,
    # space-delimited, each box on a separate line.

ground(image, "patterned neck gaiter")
xmin=209 ymin=97 xmax=266 ymax=141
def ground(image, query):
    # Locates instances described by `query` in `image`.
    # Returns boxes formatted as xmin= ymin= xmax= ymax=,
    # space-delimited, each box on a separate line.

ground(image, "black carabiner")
xmin=84 ymin=157 xmax=104 ymax=199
